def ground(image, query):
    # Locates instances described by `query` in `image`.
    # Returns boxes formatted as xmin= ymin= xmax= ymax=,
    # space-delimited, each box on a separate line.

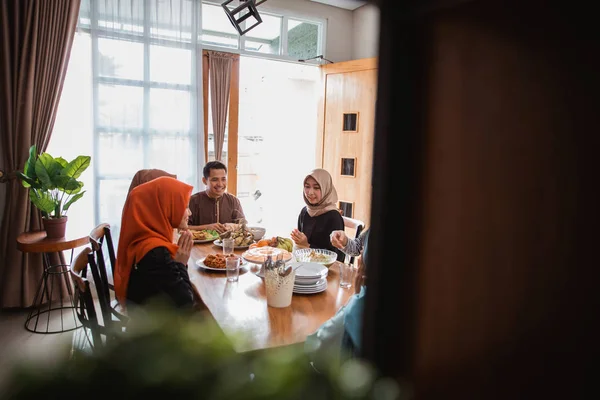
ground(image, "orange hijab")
xmin=114 ymin=176 xmax=193 ymax=306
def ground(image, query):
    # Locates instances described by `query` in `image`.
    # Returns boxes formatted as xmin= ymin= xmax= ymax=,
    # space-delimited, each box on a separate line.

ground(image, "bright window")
xmin=201 ymin=1 xmax=324 ymax=62
xmin=46 ymin=32 xmax=95 ymax=239
xmin=287 ymin=19 xmax=320 ymax=60
xmin=202 ymin=3 xmax=239 ymax=49
xmin=50 ymin=0 xmax=202 ymax=243
xmin=243 ymin=14 xmax=282 ymax=55
xmin=237 ymin=56 xmax=320 ymax=237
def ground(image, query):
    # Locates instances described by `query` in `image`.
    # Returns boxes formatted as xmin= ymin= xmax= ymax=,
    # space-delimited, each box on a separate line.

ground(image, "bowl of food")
xmin=293 ymin=248 xmax=338 ymax=268
xmin=248 ymin=226 xmax=266 ymax=241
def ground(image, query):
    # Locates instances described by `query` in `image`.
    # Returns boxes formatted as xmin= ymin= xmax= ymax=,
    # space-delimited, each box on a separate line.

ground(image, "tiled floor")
xmin=0 ymin=306 xmax=85 ymax=390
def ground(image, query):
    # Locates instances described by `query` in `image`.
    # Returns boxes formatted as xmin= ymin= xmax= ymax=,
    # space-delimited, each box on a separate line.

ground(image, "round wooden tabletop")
xmin=17 ymin=231 xmax=90 ymax=253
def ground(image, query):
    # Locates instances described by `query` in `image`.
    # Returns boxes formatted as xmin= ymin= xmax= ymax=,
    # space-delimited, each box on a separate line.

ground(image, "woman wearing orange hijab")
xmin=115 ymin=176 xmax=199 ymax=310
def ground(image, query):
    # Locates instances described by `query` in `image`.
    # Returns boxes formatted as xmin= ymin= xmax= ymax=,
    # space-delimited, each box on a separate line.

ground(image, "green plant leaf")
xmin=65 ymin=181 xmax=84 ymax=195
xmin=55 ymin=200 xmax=61 ymax=217
xmin=29 ymin=190 xmax=56 ymax=214
xmin=54 ymin=157 xmax=68 ymax=168
xmin=63 ymin=156 xmax=91 ymax=179
xmin=34 ymin=153 xmax=62 ymax=189
xmin=54 ymin=175 xmax=81 ymax=192
xmin=63 ymin=191 xmax=85 ymax=212
xmin=24 ymin=145 xmax=38 ymax=178
xmin=16 ymin=172 xmax=33 ymax=188
xmin=65 ymin=181 xmax=83 ymax=195
xmin=16 ymin=171 xmax=42 ymax=189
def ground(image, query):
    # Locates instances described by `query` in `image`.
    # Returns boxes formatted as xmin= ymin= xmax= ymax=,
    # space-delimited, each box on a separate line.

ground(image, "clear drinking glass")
xmin=339 ymin=263 xmax=354 ymax=289
xmin=226 ymin=256 xmax=240 ymax=282
xmin=222 ymin=237 xmax=235 ymax=256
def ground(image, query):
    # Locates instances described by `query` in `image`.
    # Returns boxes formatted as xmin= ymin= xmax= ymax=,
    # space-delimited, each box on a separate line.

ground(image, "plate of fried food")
xmin=196 ymin=253 xmax=247 ymax=272
xmin=190 ymin=229 xmax=220 ymax=243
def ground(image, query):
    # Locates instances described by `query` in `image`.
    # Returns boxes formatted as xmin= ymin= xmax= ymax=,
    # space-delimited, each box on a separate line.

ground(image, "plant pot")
xmin=43 ymin=216 xmax=68 ymax=239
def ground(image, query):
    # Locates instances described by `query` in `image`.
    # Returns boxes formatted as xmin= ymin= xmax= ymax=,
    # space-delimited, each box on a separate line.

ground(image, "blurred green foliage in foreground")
xmin=1 ymin=307 xmax=401 ymax=400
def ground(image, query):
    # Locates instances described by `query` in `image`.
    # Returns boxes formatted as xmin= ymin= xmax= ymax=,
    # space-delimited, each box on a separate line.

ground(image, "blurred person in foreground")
xmin=305 ymin=230 xmax=370 ymax=370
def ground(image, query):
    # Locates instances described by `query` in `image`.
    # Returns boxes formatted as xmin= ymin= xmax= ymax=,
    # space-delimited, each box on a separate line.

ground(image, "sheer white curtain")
xmin=49 ymin=0 xmax=204 ymax=242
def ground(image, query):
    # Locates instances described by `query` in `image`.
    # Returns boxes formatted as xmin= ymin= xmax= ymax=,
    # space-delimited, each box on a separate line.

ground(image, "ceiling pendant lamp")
xmin=221 ymin=0 xmax=268 ymax=36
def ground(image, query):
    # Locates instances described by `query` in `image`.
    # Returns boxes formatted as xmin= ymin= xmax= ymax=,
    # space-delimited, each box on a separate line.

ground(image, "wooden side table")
xmin=17 ymin=231 xmax=89 ymax=334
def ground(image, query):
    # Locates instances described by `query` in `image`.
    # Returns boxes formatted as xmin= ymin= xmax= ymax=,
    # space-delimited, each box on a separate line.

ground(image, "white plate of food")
xmin=189 ymin=229 xmax=220 ymax=243
xmin=213 ymin=239 xmax=253 ymax=250
xmin=196 ymin=254 xmax=247 ymax=272
xmin=215 ymin=221 xmax=255 ymax=248
xmin=241 ymin=246 xmax=293 ymax=265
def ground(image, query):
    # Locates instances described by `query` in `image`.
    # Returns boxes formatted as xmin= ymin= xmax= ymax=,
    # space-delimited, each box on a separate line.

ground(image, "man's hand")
xmin=174 ymin=230 xmax=193 ymax=264
xmin=209 ymin=223 xmax=227 ymax=233
xmin=330 ymin=230 xmax=348 ymax=249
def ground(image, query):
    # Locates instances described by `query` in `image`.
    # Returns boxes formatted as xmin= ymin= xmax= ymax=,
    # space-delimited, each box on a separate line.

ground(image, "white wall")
xmin=258 ymin=0 xmax=354 ymax=62
xmin=352 ymin=3 xmax=380 ymax=59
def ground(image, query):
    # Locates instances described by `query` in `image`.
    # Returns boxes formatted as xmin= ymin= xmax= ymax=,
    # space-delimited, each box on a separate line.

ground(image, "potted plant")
xmin=16 ymin=145 xmax=91 ymax=238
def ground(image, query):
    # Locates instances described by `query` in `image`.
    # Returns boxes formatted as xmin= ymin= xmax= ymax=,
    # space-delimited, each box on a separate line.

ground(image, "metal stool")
xmin=17 ymin=230 xmax=89 ymax=334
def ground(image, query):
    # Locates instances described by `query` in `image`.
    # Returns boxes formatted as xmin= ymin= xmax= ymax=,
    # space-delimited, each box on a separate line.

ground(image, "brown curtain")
xmin=207 ymin=51 xmax=234 ymax=162
xmin=0 ymin=0 xmax=81 ymax=308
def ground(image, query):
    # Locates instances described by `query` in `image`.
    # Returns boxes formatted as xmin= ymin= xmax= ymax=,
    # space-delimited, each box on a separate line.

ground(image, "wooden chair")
xmin=88 ymin=223 xmax=116 ymax=288
xmin=342 ymin=216 xmax=365 ymax=266
xmin=70 ymin=247 xmax=126 ymax=353
xmin=88 ymin=223 xmax=128 ymax=325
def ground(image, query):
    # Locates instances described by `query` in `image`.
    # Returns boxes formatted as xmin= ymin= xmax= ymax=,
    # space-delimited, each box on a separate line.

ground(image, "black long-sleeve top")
xmin=297 ymin=207 xmax=345 ymax=262
xmin=127 ymin=247 xmax=194 ymax=309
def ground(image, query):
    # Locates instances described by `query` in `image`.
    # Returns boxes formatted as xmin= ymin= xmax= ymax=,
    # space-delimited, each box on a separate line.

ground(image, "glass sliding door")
xmin=237 ymin=56 xmax=320 ymax=236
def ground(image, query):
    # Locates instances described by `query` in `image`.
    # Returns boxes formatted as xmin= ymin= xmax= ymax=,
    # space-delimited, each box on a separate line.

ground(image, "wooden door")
xmin=318 ymin=58 xmax=378 ymax=227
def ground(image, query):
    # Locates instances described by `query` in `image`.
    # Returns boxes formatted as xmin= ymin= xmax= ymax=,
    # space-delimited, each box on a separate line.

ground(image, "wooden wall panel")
xmin=322 ymin=70 xmax=377 ymax=227
xmin=318 ymin=58 xmax=378 ymax=228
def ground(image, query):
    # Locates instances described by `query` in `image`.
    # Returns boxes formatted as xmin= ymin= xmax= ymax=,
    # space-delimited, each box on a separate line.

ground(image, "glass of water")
xmin=226 ymin=256 xmax=240 ymax=282
xmin=222 ymin=237 xmax=235 ymax=256
xmin=339 ymin=263 xmax=354 ymax=289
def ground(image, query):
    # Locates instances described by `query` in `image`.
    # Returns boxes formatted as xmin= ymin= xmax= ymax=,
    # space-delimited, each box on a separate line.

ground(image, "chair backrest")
xmin=70 ymin=247 xmax=122 ymax=353
xmin=89 ymin=223 xmax=116 ymax=285
xmin=342 ymin=216 xmax=365 ymax=266
xmin=88 ymin=223 xmax=128 ymax=327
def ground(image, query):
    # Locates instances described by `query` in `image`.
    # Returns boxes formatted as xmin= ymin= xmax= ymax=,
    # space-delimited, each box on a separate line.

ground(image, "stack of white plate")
xmin=292 ymin=262 xmax=328 ymax=294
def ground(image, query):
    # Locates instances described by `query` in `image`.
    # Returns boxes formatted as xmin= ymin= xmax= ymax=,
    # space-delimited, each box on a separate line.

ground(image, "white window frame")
xmin=201 ymin=0 xmax=327 ymax=64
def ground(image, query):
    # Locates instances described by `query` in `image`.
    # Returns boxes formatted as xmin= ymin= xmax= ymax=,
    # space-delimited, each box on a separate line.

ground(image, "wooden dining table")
xmin=187 ymin=242 xmax=355 ymax=353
